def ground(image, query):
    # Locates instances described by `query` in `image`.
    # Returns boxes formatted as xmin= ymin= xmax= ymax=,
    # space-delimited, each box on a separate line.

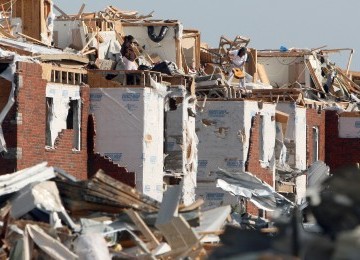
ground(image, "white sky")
xmin=58 ymin=0 xmax=360 ymax=71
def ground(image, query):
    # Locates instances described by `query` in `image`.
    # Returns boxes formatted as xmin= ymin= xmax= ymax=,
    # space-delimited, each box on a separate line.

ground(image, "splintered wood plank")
xmin=275 ymin=110 xmax=289 ymax=124
xmin=178 ymin=199 xmax=204 ymax=212
xmin=88 ymin=179 xmax=157 ymax=212
xmin=126 ymin=209 xmax=160 ymax=248
xmin=62 ymin=198 xmax=125 ymax=214
xmin=93 ymin=170 xmax=160 ymax=208
xmin=305 ymin=60 xmax=324 ymax=92
xmin=257 ymin=64 xmax=270 ymax=85
xmin=53 ymin=4 xmax=70 ymax=19
xmin=77 ymin=3 xmax=86 ymax=18
xmin=156 ymin=216 xmax=199 ymax=252
xmin=247 ymin=48 xmax=257 ymax=79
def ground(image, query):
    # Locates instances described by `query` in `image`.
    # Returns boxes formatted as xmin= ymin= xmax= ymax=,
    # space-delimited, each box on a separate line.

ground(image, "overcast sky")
xmin=58 ymin=0 xmax=360 ymax=71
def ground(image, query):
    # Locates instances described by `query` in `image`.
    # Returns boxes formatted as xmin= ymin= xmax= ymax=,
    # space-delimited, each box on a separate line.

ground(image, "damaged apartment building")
xmin=196 ymin=39 xmax=360 ymax=212
xmin=0 ymin=0 xmax=358 ymax=217
xmin=0 ymin=2 xmax=360 ymax=259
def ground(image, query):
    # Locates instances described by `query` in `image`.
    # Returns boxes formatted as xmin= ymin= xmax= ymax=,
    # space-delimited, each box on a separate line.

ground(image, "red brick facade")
xmin=306 ymin=109 xmax=326 ymax=167
xmin=0 ymin=78 xmax=17 ymax=173
xmin=0 ymin=61 xmax=135 ymax=184
xmin=246 ymin=114 xmax=274 ymax=215
xmin=325 ymin=110 xmax=360 ymax=171
xmin=0 ymin=62 xmax=90 ymax=179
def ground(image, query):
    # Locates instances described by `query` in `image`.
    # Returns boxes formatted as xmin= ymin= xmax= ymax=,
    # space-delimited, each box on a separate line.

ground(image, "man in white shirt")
xmin=228 ymin=47 xmax=248 ymax=88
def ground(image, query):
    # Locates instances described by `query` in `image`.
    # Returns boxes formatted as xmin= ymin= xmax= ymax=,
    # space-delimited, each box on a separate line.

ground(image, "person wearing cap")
xmin=228 ymin=47 xmax=248 ymax=88
xmin=121 ymin=35 xmax=138 ymax=70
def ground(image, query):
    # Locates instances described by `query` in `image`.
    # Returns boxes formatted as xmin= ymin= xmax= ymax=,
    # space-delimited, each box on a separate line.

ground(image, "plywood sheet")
xmin=257 ymin=64 xmax=270 ymax=85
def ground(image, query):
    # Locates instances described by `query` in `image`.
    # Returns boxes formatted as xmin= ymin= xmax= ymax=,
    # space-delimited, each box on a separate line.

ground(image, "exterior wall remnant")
xmin=306 ymin=108 xmax=325 ymax=166
xmin=0 ymin=62 xmax=89 ymax=179
xmin=325 ymin=110 xmax=360 ymax=171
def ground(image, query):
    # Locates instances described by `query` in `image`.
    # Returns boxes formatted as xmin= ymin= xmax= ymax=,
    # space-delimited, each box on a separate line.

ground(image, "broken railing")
xmin=89 ymin=69 xmax=162 ymax=87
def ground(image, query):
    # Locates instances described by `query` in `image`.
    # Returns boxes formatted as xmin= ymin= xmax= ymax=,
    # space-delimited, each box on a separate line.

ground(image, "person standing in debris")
xmin=121 ymin=35 xmax=138 ymax=70
xmin=228 ymin=47 xmax=248 ymax=89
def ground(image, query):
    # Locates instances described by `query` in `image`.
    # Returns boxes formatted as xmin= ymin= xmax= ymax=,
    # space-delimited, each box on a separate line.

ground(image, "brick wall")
xmin=87 ymin=114 xmax=135 ymax=187
xmin=306 ymin=108 xmax=325 ymax=166
xmin=0 ymin=61 xmax=89 ymax=179
xmin=325 ymin=110 xmax=360 ymax=171
xmin=246 ymin=114 xmax=274 ymax=215
xmin=0 ymin=78 xmax=17 ymax=173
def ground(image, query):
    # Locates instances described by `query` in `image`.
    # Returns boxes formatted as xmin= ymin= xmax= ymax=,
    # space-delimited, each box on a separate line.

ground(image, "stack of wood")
xmin=56 ymin=170 xmax=160 ymax=216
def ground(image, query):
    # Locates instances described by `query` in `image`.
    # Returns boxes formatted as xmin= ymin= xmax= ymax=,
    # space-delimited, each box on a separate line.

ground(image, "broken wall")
xmin=306 ymin=108 xmax=325 ymax=166
xmin=195 ymin=100 xmax=276 ymax=210
xmin=122 ymin=22 xmax=182 ymax=68
xmin=0 ymin=62 xmax=89 ymax=179
xmin=181 ymin=30 xmax=201 ymax=70
xmin=53 ymin=20 xmax=87 ymax=50
xmin=87 ymin=114 xmax=135 ymax=187
xmin=0 ymin=77 xmax=17 ymax=173
xmin=338 ymin=112 xmax=360 ymax=138
xmin=164 ymin=86 xmax=198 ymax=205
xmin=89 ymin=85 xmax=165 ymax=201
xmin=258 ymin=55 xmax=307 ymax=87
xmin=0 ymin=0 xmax=53 ymax=44
xmin=245 ymin=113 xmax=276 ymax=215
xmin=276 ymin=103 xmax=307 ymax=170
xmin=325 ymin=110 xmax=360 ymax=170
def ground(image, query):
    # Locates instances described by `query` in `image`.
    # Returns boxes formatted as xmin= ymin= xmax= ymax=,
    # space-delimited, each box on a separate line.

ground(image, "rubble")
xmin=0 ymin=0 xmax=356 ymax=258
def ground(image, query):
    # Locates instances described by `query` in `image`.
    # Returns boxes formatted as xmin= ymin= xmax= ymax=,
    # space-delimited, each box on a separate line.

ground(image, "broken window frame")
xmin=45 ymin=94 xmax=81 ymax=151
xmin=312 ymin=126 xmax=319 ymax=162
xmin=45 ymin=97 xmax=53 ymax=147
xmin=72 ymin=98 xmax=81 ymax=151
xmin=259 ymin=115 xmax=265 ymax=161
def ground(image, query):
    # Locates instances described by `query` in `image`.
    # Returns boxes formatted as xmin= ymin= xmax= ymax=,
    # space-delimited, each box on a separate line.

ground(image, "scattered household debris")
xmin=0 ymin=1 xmax=357 ymax=258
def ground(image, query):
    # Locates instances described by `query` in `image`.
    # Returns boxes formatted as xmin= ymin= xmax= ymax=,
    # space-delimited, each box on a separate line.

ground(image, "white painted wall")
xmin=53 ymin=20 xmax=87 ymax=49
xmin=123 ymin=24 xmax=181 ymax=64
xmin=46 ymin=83 xmax=80 ymax=147
xmin=258 ymin=56 xmax=305 ymax=87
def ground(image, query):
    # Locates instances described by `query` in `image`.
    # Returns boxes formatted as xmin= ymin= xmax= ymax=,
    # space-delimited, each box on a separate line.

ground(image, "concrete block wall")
xmin=306 ymin=108 xmax=326 ymax=166
xmin=325 ymin=110 xmax=360 ymax=171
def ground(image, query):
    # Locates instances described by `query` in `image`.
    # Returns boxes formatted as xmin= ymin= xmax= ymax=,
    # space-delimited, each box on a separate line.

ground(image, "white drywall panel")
xmin=258 ymin=56 xmax=303 ymax=87
xmin=276 ymin=103 xmax=307 ymax=170
xmin=53 ymin=20 xmax=87 ymax=49
xmin=123 ymin=25 xmax=179 ymax=64
xmin=46 ymin=84 xmax=80 ymax=147
xmin=276 ymin=103 xmax=296 ymax=141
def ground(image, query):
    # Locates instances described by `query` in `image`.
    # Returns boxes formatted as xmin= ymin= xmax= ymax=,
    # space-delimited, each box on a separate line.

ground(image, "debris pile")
xmin=0 ymin=1 xmax=356 ymax=258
